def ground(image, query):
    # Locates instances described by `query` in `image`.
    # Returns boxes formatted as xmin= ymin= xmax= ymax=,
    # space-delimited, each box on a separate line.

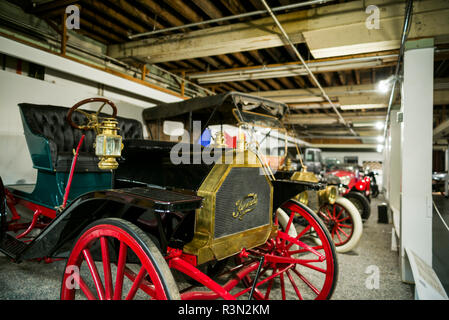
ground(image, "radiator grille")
xmin=214 ymin=167 xmax=271 ymax=238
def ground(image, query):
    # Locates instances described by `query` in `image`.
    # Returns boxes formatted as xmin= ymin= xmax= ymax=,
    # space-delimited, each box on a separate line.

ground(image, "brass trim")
xmin=290 ymin=171 xmax=319 ymax=183
xmin=183 ymin=149 xmax=273 ymax=265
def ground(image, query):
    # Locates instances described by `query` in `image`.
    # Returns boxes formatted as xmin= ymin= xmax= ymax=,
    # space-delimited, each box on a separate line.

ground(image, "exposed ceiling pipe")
xmin=259 ymin=0 xmax=357 ymax=136
xmin=297 ymin=135 xmax=382 ymax=140
xmin=189 ymin=54 xmax=397 ymax=83
xmin=382 ymin=0 xmax=414 ymax=141
xmin=128 ymin=0 xmax=336 ymax=39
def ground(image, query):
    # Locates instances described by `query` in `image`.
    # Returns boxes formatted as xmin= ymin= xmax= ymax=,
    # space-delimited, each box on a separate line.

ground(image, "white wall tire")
xmin=315 ymin=197 xmax=363 ymax=253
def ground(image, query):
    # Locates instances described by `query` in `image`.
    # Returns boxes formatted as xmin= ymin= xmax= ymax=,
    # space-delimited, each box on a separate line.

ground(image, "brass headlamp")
xmin=296 ymin=191 xmax=309 ymax=206
xmin=94 ymin=118 xmax=123 ymax=170
xmin=318 ymin=186 xmax=337 ymax=205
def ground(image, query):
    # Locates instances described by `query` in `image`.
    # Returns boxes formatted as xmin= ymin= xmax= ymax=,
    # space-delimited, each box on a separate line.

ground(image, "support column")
xmin=400 ymin=39 xmax=434 ymax=282
xmin=388 ymin=107 xmax=401 ymax=236
xmin=61 ymin=12 xmax=67 ymax=56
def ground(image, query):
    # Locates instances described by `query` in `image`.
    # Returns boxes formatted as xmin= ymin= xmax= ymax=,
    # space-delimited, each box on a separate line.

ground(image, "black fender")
xmin=271 ymin=179 xmax=324 ymax=212
xmin=20 ymin=187 xmax=202 ymax=261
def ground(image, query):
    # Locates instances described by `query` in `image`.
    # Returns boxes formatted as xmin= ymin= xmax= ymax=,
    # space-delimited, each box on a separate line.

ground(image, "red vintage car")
xmin=326 ymin=164 xmax=371 ymax=222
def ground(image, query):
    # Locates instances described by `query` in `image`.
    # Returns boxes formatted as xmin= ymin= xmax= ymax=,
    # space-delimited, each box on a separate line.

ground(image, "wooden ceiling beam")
xmin=292 ymin=76 xmax=307 ymax=89
xmin=107 ymin=0 xmax=164 ymax=30
xmin=135 ymin=0 xmax=184 ymax=27
xmin=337 ymin=71 xmax=346 ymax=86
xmin=164 ymin=0 xmax=204 ymax=23
xmin=79 ymin=18 xmax=124 ymax=43
xmin=220 ymin=0 xmax=246 ymax=15
xmin=81 ymin=7 xmax=129 ymax=39
xmin=354 ymin=70 xmax=361 ymax=85
xmin=108 ymin=0 xmax=449 ymax=63
xmin=278 ymin=77 xmax=296 ymax=89
xmin=81 ymin=0 xmax=147 ymax=33
xmin=227 ymin=81 xmax=248 ymax=92
xmin=240 ymin=81 xmax=258 ymax=91
xmin=28 ymin=0 xmax=79 ymax=14
xmin=191 ymin=0 xmax=223 ymax=21
xmin=265 ymin=78 xmax=282 ymax=90
xmin=252 ymin=79 xmax=271 ymax=91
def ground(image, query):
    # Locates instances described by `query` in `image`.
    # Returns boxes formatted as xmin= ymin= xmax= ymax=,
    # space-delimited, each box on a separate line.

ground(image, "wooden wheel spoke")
xmin=280 ymin=273 xmax=286 ymax=300
xmin=296 ymin=261 xmax=327 ymax=274
xmin=82 ymin=248 xmax=105 ymax=300
xmin=292 ymin=268 xmax=320 ymax=296
xmin=126 ymin=266 xmax=147 ymax=300
xmin=263 ymin=266 xmax=277 ymax=300
xmin=337 ymin=226 xmax=350 ymax=237
xmin=338 ymin=216 xmax=351 ymax=223
xmin=335 ymin=229 xmax=344 ymax=243
xmin=77 ymin=276 xmax=97 ymax=300
xmin=100 ymin=237 xmax=113 ymax=300
xmin=286 ymin=270 xmax=303 ymax=300
xmin=335 ymin=207 xmax=344 ymax=220
xmin=286 ymin=224 xmax=312 ymax=250
xmin=124 ymin=266 xmax=157 ymax=298
xmin=331 ymin=227 xmax=337 ymax=239
xmin=113 ymin=241 xmax=128 ymax=300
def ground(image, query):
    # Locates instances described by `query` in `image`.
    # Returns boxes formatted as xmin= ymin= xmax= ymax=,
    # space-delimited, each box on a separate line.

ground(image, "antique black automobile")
xmin=0 ymin=93 xmax=338 ymax=300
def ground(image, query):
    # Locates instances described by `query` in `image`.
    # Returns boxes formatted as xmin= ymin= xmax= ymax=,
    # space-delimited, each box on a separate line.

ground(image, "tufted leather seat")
xmin=18 ymin=103 xmax=143 ymax=173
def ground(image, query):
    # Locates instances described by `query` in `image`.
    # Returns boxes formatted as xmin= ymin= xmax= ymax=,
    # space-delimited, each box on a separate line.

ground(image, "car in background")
xmin=323 ymin=157 xmax=341 ymax=171
xmin=303 ymin=147 xmax=323 ymax=175
xmin=325 ymin=163 xmax=372 ymax=222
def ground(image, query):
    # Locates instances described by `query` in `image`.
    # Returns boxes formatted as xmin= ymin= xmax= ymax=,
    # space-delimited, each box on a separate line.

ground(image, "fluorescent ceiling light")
xmin=377 ymin=75 xmax=396 ymax=94
xmin=375 ymin=121 xmax=385 ymax=130
xmin=340 ymin=104 xmax=386 ymax=110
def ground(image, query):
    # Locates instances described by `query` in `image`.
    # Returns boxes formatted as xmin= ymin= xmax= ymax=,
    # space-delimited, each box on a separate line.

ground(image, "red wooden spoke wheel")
xmin=317 ymin=197 xmax=363 ymax=253
xmin=61 ymin=218 xmax=180 ymax=300
xmin=238 ymin=201 xmax=338 ymax=300
xmin=318 ymin=202 xmax=354 ymax=247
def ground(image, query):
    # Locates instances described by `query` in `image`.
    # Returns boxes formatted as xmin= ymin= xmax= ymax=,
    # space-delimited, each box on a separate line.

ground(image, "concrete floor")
xmin=331 ymin=195 xmax=414 ymax=300
xmin=0 ymin=194 xmax=414 ymax=300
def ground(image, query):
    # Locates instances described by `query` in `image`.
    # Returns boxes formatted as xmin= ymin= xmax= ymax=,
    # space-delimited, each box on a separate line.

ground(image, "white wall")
xmin=0 ymin=68 xmax=153 ymax=185
xmin=321 ymin=151 xmax=383 ymax=166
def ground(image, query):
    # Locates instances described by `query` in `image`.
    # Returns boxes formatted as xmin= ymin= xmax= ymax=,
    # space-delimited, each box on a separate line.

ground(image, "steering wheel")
xmin=67 ymin=97 xmax=117 ymax=131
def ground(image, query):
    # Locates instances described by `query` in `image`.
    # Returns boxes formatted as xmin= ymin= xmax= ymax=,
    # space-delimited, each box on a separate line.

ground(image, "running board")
xmin=0 ymin=233 xmax=28 ymax=261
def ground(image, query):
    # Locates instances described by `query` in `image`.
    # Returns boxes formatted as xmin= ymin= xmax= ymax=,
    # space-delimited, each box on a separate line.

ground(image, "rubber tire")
xmin=344 ymin=191 xmax=371 ymax=222
xmin=316 ymin=197 xmax=363 ymax=253
xmin=61 ymin=218 xmax=180 ymax=300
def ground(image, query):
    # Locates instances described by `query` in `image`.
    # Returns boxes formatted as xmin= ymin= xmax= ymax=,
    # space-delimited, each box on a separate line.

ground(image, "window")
xmin=344 ymin=156 xmax=358 ymax=164
xmin=28 ymin=63 xmax=45 ymax=80
xmin=305 ymin=150 xmax=315 ymax=162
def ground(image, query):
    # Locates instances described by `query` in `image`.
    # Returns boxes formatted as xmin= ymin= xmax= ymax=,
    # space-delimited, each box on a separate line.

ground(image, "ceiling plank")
xmin=108 ymin=0 xmax=449 ymax=63
xmin=82 ymin=0 xmax=147 ymax=34
xmin=107 ymin=0 xmax=164 ymax=30
xmin=191 ymin=0 xmax=223 ymax=20
xmin=135 ymin=0 xmax=184 ymax=29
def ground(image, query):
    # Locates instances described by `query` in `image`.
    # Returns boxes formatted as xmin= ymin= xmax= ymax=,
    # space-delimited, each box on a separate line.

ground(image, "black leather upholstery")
xmin=18 ymin=103 xmax=144 ymax=172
